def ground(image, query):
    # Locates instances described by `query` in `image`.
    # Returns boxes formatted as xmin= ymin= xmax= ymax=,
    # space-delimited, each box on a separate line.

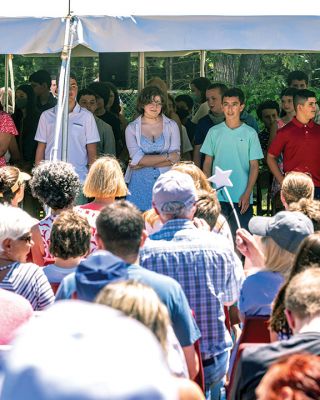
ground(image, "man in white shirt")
xmin=35 ymin=73 xmax=100 ymax=184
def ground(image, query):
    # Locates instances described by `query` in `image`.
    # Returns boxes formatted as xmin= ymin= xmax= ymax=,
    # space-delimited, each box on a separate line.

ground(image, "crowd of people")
xmin=0 ymin=68 xmax=320 ymax=400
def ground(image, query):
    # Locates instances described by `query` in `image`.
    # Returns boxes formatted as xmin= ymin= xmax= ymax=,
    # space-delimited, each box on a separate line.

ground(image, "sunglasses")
xmin=18 ymin=234 xmax=33 ymax=243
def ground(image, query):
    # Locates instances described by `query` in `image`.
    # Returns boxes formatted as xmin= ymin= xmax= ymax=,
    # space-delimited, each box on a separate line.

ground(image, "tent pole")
xmin=8 ymin=55 xmax=15 ymax=111
xmin=51 ymin=15 xmax=78 ymax=163
xmin=4 ymin=55 xmax=9 ymax=113
xmin=138 ymin=52 xmax=145 ymax=91
xmin=200 ymin=50 xmax=206 ymax=77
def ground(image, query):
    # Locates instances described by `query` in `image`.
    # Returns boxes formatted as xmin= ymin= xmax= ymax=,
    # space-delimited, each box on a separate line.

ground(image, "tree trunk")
xmin=210 ymin=54 xmax=238 ymax=85
xmin=237 ymin=54 xmax=261 ymax=85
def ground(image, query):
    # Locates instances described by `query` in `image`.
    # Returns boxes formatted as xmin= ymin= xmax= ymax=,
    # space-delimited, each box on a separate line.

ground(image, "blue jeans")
xmin=204 ymin=351 xmax=230 ymax=400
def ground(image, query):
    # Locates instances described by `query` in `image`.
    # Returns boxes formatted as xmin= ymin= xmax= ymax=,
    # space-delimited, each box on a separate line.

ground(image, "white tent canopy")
xmin=1 ymin=0 xmax=320 ymax=54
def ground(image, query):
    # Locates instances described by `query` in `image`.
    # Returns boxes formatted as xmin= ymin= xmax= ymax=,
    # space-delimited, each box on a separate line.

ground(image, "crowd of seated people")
xmin=1 ymin=68 xmax=320 ymax=400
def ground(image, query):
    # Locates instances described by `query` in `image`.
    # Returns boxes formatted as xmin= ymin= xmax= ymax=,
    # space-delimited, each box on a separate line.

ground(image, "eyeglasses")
xmin=18 ymin=234 xmax=33 ymax=243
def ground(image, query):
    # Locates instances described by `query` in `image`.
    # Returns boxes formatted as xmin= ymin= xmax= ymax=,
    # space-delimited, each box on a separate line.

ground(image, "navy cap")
xmin=249 ymin=211 xmax=314 ymax=254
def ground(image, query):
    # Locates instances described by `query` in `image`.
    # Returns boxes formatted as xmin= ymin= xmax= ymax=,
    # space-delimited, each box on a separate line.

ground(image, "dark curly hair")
xmin=30 ymin=161 xmax=80 ymax=210
xmin=136 ymin=86 xmax=166 ymax=115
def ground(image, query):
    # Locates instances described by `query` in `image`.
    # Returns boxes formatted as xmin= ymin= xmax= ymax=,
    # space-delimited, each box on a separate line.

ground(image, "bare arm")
xmin=182 ymin=344 xmax=199 ymax=380
xmin=202 ymin=155 xmax=213 ymax=177
xmin=8 ymin=136 xmax=20 ymax=163
xmin=130 ymin=152 xmax=180 ymax=169
xmin=0 ymin=132 xmax=12 ymax=157
xmin=86 ymin=143 xmax=97 ymax=167
xmin=30 ymin=225 xmax=45 ymax=267
xmin=193 ymin=144 xmax=201 ymax=168
xmin=238 ymin=159 xmax=259 ymax=214
xmin=267 ymin=152 xmax=284 ymax=185
xmin=35 ymin=142 xmax=46 ymax=165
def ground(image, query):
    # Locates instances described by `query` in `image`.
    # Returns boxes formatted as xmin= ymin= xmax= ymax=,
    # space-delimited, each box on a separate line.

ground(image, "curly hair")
xmin=136 ymin=86 xmax=166 ymax=115
xmin=30 ymin=161 xmax=80 ymax=210
xmin=49 ymin=210 xmax=91 ymax=259
xmin=288 ymin=198 xmax=320 ymax=231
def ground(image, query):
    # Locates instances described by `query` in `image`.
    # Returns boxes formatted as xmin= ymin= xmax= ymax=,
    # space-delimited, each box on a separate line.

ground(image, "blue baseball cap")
xmin=249 ymin=211 xmax=314 ymax=254
xmin=152 ymin=170 xmax=197 ymax=214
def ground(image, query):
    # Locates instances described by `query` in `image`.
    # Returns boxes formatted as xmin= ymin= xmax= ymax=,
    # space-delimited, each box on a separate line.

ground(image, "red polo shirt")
xmin=268 ymin=117 xmax=320 ymax=187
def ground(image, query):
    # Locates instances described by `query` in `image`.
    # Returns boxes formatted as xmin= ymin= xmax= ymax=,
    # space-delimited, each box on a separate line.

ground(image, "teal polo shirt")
xmin=201 ymin=122 xmax=263 ymax=203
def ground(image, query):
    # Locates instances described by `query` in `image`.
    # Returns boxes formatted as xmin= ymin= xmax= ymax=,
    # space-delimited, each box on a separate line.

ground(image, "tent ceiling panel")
xmin=78 ymin=15 xmax=320 ymax=53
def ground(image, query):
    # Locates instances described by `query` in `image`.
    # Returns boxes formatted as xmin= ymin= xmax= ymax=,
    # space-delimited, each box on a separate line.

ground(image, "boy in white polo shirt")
xmin=201 ymin=88 xmax=263 ymax=236
xmin=35 ymin=73 xmax=100 ymax=185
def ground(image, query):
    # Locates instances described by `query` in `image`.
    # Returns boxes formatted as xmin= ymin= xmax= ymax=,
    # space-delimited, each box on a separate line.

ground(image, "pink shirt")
xmin=0 ymin=111 xmax=18 ymax=166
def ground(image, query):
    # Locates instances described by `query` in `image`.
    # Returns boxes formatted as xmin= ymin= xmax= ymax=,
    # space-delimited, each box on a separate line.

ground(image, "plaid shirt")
xmin=140 ymin=219 xmax=244 ymax=358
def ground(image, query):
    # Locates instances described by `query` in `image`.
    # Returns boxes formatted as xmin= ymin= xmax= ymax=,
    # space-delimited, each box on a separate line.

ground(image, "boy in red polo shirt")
xmin=267 ymin=89 xmax=320 ymax=199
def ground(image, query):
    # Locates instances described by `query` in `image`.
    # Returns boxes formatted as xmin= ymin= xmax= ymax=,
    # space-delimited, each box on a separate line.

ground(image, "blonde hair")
xmin=172 ymin=162 xmax=214 ymax=192
xmin=83 ymin=156 xmax=128 ymax=198
xmin=260 ymin=236 xmax=294 ymax=277
xmin=95 ymin=280 xmax=170 ymax=352
xmin=288 ymin=198 xmax=320 ymax=231
xmin=281 ymin=172 xmax=314 ymax=205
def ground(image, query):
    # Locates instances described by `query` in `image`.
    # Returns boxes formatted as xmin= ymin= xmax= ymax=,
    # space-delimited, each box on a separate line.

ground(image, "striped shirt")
xmin=140 ymin=219 xmax=244 ymax=359
xmin=0 ymin=262 xmax=54 ymax=310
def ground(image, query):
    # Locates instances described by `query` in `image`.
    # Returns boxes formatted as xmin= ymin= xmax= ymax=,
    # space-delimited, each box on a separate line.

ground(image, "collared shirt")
xmin=35 ymin=103 xmax=100 ymax=182
xmin=269 ymin=117 xmax=320 ymax=186
xmin=139 ymin=219 xmax=244 ymax=358
xmin=201 ymin=122 xmax=263 ymax=203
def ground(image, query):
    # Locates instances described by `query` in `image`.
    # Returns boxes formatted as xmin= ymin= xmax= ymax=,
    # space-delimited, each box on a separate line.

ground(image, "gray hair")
xmin=0 ymin=205 xmax=35 ymax=250
xmin=160 ymin=201 xmax=194 ymax=219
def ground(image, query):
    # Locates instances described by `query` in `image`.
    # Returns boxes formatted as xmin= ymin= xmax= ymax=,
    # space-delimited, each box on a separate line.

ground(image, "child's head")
xmin=257 ymin=100 xmax=280 ymax=130
xmin=194 ymin=190 xmax=221 ymax=230
xmin=287 ymin=70 xmax=308 ymax=89
xmin=280 ymin=171 xmax=314 ymax=208
xmin=30 ymin=161 xmax=80 ymax=210
xmin=222 ymin=87 xmax=245 ymax=105
xmin=49 ymin=210 xmax=91 ymax=260
xmin=142 ymin=208 xmax=162 ymax=235
xmin=280 ymin=87 xmax=298 ymax=115
xmin=172 ymin=161 xmax=213 ymax=192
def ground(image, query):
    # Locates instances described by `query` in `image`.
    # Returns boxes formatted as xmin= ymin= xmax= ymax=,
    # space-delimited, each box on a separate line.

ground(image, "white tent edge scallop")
xmin=1 ymin=0 xmax=320 ymax=54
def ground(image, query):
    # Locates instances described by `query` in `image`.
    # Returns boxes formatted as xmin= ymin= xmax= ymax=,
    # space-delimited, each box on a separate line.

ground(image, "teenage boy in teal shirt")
xmin=201 ymin=88 xmax=263 ymax=236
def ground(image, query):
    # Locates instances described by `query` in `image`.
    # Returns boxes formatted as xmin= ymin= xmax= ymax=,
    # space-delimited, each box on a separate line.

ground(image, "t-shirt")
xmin=43 ymin=263 xmax=77 ymax=284
xmin=268 ymin=117 xmax=320 ymax=187
xmin=239 ymin=270 xmax=284 ymax=316
xmin=201 ymin=122 xmax=263 ymax=203
xmin=0 ymin=262 xmax=54 ymax=311
xmin=35 ymin=104 xmax=100 ymax=183
xmin=56 ymin=263 xmax=201 ymax=348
